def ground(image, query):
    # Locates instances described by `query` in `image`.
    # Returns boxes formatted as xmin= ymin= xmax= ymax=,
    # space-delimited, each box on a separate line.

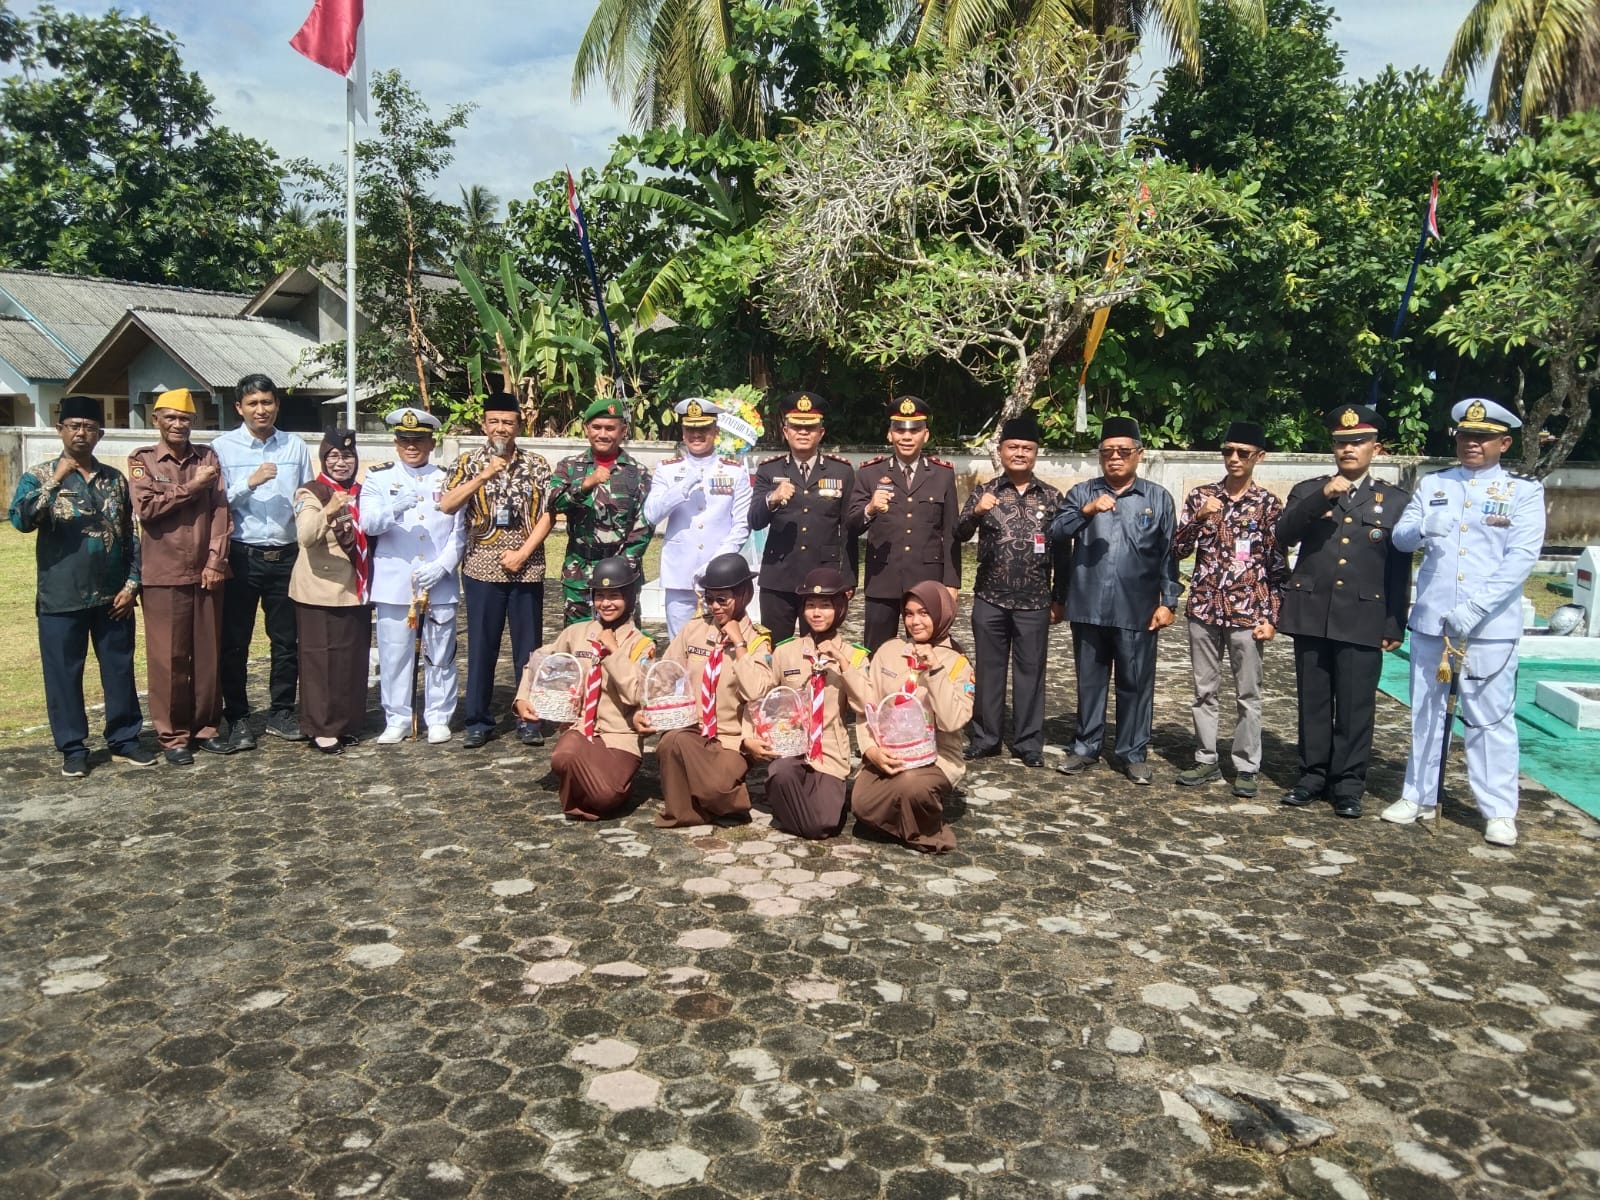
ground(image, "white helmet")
xmin=1547 ymin=604 xmax=1586 ymax=636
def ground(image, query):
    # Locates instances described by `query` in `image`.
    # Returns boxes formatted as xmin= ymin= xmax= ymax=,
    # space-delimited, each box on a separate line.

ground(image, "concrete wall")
xmin=2 ymin=426 xmax=1594 ymax=549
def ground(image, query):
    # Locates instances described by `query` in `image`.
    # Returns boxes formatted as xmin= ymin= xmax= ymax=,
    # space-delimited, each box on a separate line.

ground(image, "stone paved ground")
xmin=3 ymin=597 xmax=1598 ymax=1200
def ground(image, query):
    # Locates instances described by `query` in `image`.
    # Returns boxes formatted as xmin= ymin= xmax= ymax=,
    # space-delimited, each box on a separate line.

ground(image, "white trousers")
xmin=374 ymin=601 xmax=459 ymax=729
xmin=665 ymin=589 xmax=700 ymax=640
xmin=1401 ymin=633 xmax=1520 ymax=819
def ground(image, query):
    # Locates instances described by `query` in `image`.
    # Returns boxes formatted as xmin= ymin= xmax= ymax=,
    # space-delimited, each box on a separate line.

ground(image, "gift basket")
xmin=754 ymin=686 xmax=808 ymax=758
xmin=866 ymin=692 xmax=937 ymax=769
xmin=531 ymin=652 xmax=583 ymax=723
xmin=643 ymin=659 xmax=697 ymax=730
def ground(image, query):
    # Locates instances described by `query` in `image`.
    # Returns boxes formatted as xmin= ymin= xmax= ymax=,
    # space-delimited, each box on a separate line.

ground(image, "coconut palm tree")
xmin=1444 ymin=0 xmax=1600 ymax=127
xmin=572 ymin=0 xmax=772 ymax=136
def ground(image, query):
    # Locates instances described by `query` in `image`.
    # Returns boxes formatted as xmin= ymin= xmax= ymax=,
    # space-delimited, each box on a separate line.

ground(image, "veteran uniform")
xmin=128 ymin=388 xmax=232 ymax=760
xmin=547 ymin=396 xmax=654 ymax=626
xmin=1386 ymin=398 xmax=1544 ymax=846
xmin=749 ymin=391 xmax=856 ymax=641
xmin=845 ymin=396 xmax=960 ymax=651
xmin=643 ymin=398 xmax=752 ymax=637
xmin=517 ymin=557 xmax=657 ymax=820
xmin=360 ymin=407 xmax=466 ymax=744
xmin=1276 ymin=404 xmax=1412 ymax=816
xmin=650 ymin=555 xmax=774 ymax=828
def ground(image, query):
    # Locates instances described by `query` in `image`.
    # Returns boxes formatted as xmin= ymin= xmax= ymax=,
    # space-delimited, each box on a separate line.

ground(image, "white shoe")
xmin=427 ymin=724 xmax=452 ymax=745
xmin=1484 ymin=817 xmax=1518 ymax=847
xmin=1380 ymin=798 xmax=1437 ymax=825
xmin=376 ymin=723 xmax=408 ymax=745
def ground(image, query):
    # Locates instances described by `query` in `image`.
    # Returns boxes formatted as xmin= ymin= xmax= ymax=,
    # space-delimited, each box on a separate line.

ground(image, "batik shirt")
xmin=1172 ymin=480 xmax=1288 ymax=628
xmin=10 ymin=458 xmax=141 ymax=613
xmin=955 ymin=475 xmax=1065 ymax=611
xmin=445 ymin=446 xmax=552 ymax=583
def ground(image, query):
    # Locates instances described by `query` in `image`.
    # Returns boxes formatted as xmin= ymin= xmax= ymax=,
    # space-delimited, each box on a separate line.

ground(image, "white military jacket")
xmin=1392 ymin=462 xmax=1545 ymax=641
xmin=642 ymin=450 xmax=751 ymax=590
xmin=358 ymin=459 xmax=467 ymax=606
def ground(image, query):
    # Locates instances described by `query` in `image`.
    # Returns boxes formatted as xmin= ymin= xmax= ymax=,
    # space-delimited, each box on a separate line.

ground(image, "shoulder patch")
xmin=628 ymin=637 xmax=656 ymax=662
xmin=848 ymin=645 xmax=870 ymax=668
xmin=129 ymin=464 xmax=146 ymax=478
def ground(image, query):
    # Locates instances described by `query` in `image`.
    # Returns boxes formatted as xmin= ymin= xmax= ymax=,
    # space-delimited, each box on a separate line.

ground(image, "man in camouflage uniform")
xmin=547 ymin=396 xmax=654 ymax=625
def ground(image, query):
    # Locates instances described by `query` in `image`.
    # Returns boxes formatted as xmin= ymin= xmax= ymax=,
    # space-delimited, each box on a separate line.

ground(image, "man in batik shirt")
xmin=1171 ymin=420 xmax=1288 ymax=799
xmin=546 ymin=395 xmax=653 ymax=626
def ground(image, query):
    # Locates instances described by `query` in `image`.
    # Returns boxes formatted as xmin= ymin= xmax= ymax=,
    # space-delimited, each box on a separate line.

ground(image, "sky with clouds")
xmin=9 ymin=1 xmax=1481 ymax=209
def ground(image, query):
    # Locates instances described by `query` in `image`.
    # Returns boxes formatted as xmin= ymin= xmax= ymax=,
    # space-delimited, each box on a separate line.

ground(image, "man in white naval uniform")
xmin=1383 ymin=397 xmax=1544 ymax=847
xmin=643 ymin=397 xmax=752 ymax=637
xmin=359 ymin=407 xmax=467 ymax=744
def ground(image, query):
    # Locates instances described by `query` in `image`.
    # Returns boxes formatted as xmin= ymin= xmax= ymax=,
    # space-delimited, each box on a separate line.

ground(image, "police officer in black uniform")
xmin=846 ymin=395 xmax=961 ymax=652
xmin=1275 ymin=403 xmax=1412 ymax=818
xmin=749 ymin=390 xmax=857 ymax=642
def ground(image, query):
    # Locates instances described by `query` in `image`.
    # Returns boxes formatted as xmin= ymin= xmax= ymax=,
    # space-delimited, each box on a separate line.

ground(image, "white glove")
xmin=1421 ymin=507 xmax=1453 ymax=539
xmin=412 ymin=561 xmax=447 ymax=591
xmin=1443 ymin=601 xmax=1483 ymax=639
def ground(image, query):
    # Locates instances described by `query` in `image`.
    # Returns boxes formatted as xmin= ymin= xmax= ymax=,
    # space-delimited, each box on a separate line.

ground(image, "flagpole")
xmin=1368 ymin=174 xmax=1439 ymax=411
xmin=344 ymin=74 xmax=357 ymax=430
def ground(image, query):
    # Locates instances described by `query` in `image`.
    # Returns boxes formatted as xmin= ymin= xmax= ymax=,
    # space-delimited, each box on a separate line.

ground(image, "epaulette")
xmin=950 ymin=653 xmax=972 ymax=679
xmin=823 ymin=453 xmax=852 ymax=464
xmin=927 ymin=455 xmax=954 ymax=469
xmin=759 ymin=453 xmax=786 ymax=466
xmin=848 ymin=644 xmax=870 ymax=667
xmin=860 ymin=454 xmax=888 ymax=466
xmin=660 ymin=456 xmax=682 ymax=465
xmin=365 ymin=461 xmax=393 ymax=472
xmin=720 ymin=456 xmax=742 ymax=466
xmin=628 ymin=636 xmax=656 ymax=662
xmin=774 ymin=635 xmax=797 ymax=648
xmin=1508 ymin=470 xmax=1541 ymax=483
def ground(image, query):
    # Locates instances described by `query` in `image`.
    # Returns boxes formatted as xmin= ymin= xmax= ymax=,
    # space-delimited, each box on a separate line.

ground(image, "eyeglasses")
xmin=60 ymin=421 xmax=100 ymax=433
xmin=1220 ymin=447 xmax=1257 ymax=459
xmin=1099 ymin=445 xmax=1139 ymax=458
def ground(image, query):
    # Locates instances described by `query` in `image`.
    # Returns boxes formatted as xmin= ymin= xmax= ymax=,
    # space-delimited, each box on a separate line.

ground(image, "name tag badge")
xmin=1233 ymin=537 xmax=1251 ymax=563
xmin=1033 ymin=532 xmax=1047 ymax=555
xmin=1429 ymin=495 xmax=1448 ymax=506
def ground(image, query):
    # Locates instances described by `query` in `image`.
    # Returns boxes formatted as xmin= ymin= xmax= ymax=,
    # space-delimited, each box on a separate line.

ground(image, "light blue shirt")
xmin=212 ymin=425 xmax=314 ymax=547
xmin=1392 ymin=462 xmax=1544 ymax=641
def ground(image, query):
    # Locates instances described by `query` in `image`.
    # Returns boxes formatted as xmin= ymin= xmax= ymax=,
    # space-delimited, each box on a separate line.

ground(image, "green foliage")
xmin=1126 ymin=0 xmax=1495 ymax=452
xmin=0 ymin=4 xmax=284 ymax=291
xmin=1433 ymin=108 xmax=1600 ymax=474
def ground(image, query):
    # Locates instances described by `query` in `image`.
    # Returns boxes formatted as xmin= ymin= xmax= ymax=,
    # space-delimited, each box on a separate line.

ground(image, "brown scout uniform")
xmin=128 ymin=442 xmax=232 ymax=749
xmin=652 ymin=614 xmax=775 ymax=828
xmin=291 ymin=486 xmax=370 ymax=741
xmin=850 ymin=636 xmax=974 ymax=853
xmin=763 ymin=635 xmax=872 ymax=839
xmin=517 ymin=619 xmax=655 ymax=820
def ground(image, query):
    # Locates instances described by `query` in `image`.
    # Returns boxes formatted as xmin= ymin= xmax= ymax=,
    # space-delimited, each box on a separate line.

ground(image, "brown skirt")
xmin=850 ymin=763 xmax=955 ymax=853
xmin=550 ymin=729 xmax=640 ymax=820
xmin=765 ymin=757 xmax=847 ymax=840
xmin=296 ymin=603 xmax=371 ymax=739
xmin=654 ymin=728 xmax=751 ymax=828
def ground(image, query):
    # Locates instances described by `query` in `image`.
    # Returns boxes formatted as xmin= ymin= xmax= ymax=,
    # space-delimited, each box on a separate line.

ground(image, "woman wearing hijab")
xmin=291 ymin=429 xmax=371 ymax=755
xmin=514 ymin=556 xmax=656 ymax=820
xmin=850 ymin=580 xmax=975 ymax=852
xmin=752 ymin=567 xmax=871 ymax=839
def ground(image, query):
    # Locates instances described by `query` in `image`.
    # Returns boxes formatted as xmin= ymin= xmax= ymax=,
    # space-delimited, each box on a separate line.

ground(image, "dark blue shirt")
xmin=1050 ymin=476 xmax=1181 ymax=630
xmin=10 ymin=458 xmax=141 ymax=614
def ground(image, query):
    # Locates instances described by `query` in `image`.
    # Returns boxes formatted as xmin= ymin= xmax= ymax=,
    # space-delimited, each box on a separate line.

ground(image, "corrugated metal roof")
xmin=0 ymin=315 xmax=75 ymax=380
xmin=0 ymin=269 xmax=247 ymax=363
xmin=130 ymin=309 xmax=343 ymax=390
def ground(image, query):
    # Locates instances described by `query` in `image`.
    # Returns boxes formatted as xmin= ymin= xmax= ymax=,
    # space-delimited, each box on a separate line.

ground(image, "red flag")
xmin=1425 ymin=174 xmax=1441 ymax=241
xmin=291 ymin=0 xmax=364 ymax=76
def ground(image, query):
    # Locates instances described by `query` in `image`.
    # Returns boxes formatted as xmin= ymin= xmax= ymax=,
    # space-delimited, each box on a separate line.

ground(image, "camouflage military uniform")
xmin=547 ymin=448 xmax=653 ymax=625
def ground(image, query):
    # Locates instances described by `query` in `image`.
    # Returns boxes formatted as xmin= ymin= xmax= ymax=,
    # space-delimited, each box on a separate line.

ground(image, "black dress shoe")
xmin=518 ymin=723 xmax=545 ymax=747
xmin=1279 ymin=786 xmax=1318 ymax=807
xmin=963 ymin=744 xmax=1000 ymax=761
xmin=197 ymin=736 xmax=235 ymax=755
xmin=463 ymin=729 xmax=491 ymax=749
xmin=164 ymin=747 xmax=195 ymax=766
xmin=310 ymin=738 xmax=344 ymax=756
xmin=1018 ymin=753 xmax=1044 ymax=768
xmin=1333 ymin=795 xmax=1363 ymax=818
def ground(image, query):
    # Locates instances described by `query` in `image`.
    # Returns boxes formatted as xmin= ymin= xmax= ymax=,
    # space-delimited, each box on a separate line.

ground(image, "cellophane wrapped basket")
xmin=643 ymin=659 xmax=697 ymax=730
xmin=755 ymin=686 xmax=807 ymax=758
xmin=868 ymin=692 xmax=937 ymax=769
xmin=532 ymin=652 xmax=583 ymax=723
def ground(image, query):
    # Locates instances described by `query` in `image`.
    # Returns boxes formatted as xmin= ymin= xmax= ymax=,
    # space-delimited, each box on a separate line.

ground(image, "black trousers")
xmin=221 ymin=542 xmax=299 ymax=721
xmin=759 ymin=588 xmax=802 ymax=645
xmin=864 ymin=597 xmax=902 ymax=653
xmin=1070 ymin=621 xmax=1157 ymax=763
xmin=969 ymin=597 xmax=1050 ymax=756
xmin=38 ymin=606 xmax=142 ymax=755
xmin=1291 ymin=635 xmax=1381 ymax=802
xmin=463 ymin=575 xmax=543 ymax=735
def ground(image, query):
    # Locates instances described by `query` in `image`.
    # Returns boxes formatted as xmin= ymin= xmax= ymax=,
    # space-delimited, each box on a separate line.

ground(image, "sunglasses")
xmin=1099 ymin=446 xmax=1139 ymax=458
xmin=1220 ymin=446 xmax=1258 ymax=459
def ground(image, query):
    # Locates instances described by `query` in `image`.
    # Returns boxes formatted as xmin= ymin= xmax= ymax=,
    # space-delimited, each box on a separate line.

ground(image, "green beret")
xmin=582 ymin=397 xmax=626 ymax=424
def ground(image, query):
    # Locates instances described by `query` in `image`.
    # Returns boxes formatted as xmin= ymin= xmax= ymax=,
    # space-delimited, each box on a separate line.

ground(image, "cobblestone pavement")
xmin=3 ymin=598 xmax=1597 ymax=1200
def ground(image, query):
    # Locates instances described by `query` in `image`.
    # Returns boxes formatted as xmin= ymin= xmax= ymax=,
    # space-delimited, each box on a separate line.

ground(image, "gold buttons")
xmin=1341 ymin=537 xmax=1350 ymax=545
xmin=1335 ymin=580 xmax=1344 ymax=586
xmin=1458 ymin=573 xmax=1465 ymax=580
xmin=1338 ymin=558 xmax=1347 ymax=565
xmin=1344 ymin=516 xmax=1353 ymax=524
xmin=1460 ymin=523 xmax=1468 ymax=531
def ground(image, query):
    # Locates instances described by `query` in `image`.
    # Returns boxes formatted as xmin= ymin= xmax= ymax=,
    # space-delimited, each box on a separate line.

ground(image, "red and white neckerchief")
xmin=699 ymin=640 xmax=725 ymax=740
xmin=807 ymin=671 xmax=826 ymax=764
xmin=580 ymin=637 xmax=609 ymax=739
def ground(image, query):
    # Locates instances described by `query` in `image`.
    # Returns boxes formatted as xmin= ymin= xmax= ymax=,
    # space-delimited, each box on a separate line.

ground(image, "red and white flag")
xmin=1424 ymin=174 xmax=1441 ymax=242
xmin=291 ymin=0 xmax=367 ymax=118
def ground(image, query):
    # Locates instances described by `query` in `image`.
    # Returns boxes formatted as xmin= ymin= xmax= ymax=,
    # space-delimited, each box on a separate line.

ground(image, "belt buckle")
xmin=262 ymin=548 xmax=283 ymax=562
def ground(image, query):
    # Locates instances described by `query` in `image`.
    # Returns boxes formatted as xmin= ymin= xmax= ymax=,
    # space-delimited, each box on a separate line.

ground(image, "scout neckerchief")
xmin=580 ymin=637 xmax=609 ymax=739
xmin=699 ymin=633 xmax=725 ymax=740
